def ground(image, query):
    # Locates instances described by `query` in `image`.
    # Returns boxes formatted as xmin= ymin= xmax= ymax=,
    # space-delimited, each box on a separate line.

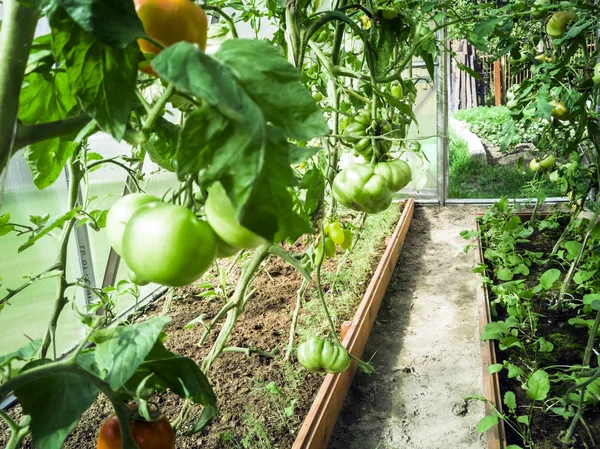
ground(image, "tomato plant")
xmin=1 ymin=0 xmax=560 ymax=445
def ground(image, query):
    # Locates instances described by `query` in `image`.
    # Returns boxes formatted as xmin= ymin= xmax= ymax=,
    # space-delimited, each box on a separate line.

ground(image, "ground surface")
xmin=329 ymin=205 xmax=488 ymax=449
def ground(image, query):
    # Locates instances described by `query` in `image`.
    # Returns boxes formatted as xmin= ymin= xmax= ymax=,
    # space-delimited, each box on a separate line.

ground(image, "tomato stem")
xmin=39 ymin=156 xmax=82 ymax=359
xmin=0 ymin=0 xmax=40 ymax=177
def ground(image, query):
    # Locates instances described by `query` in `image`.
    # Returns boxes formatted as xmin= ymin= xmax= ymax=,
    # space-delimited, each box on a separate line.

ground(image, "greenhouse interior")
xmin=0 ymin=0 xmax=599 ymax=448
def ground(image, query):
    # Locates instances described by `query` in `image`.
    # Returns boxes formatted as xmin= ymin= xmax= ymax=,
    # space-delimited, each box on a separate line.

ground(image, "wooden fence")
xmin=449 ymin=37 xmax=598 ymax=112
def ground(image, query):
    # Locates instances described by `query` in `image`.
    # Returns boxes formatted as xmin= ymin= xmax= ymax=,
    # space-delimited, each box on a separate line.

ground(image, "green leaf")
xmin=0 ymin=340 xmax=42 ymax=368
xmin=481 ymin=321 xmax=510 ymax=340
xmin=176 ymin=104 xmax=231 ymax=179
xmin=536 ymin=337 xmax=554 ymax=353
xmin=0 ymin=214 xmax=14 ymax=236
xmin=583 ymin=294 xmax=600 ymax=306
xmin=19 ymin=209 xmax=79 ymax=252
xmin=496 ymin=267 xmax=514 ymax=281
xmin=476 ymin=415 xmax=499 ymax=433
xmin=506 ymin=363 xmax=524 ymax=379
xmin=488 ymin=363 xmax=503 ymax=374
xmin=126 ymin=341 xmax=216 ymax=411
xmin=299 ymin=168 xmax=325 ymax=216
xmin=58 ymin=0 xmax=145 ymax=48
xmin=503 ymin=391 xmax=516 ymax=411
xmin=540 ymin=269 xmax=560 ymax=290
xmin=14 ymin=361 xmax=99 ymax=449
xmin=564 ymin=241 xmax=583 ymax=260
xmin=144 ymin=118 xmax=179 ymax=172
xmin=52 ymin=10 xmax=140 ymax=140
xmin=19 ymin=71 xmax=78 ymax=188
xmin=92 ymin=316 xmax=170 ymax=390
xmin=152 ymin=42 xmax=260 ymax=123
xmin=506 ymin=446 xmax=525 ymax=449
xmin=574 ymin=270 xmax=595 ymax=285
xmin=517 ymin=415 xmax=530 ymax=425
xmin=215 ymin=39 xmax=329 ymax=140
xmin=526 ymin=370 xmax=550 ymax=401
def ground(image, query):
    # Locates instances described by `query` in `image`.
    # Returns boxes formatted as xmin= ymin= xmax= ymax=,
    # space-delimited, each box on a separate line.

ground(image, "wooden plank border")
xmin=292 ymin=198 xmax=415 ymax=449
xmin=473 ymin=216 xmax=507 ymax=449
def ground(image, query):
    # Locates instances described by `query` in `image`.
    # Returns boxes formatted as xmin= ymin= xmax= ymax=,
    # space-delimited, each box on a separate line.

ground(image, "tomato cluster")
xmin=106 ymin=183 xmax=263 ymax=287
xmin=332 ymin=160 xmax=412 ymax=214
xmin=341 ymin=110 xmax=392 ymax=159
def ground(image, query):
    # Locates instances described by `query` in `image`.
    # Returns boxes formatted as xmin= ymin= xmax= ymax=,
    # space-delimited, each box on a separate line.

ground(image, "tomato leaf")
xmin=144 ymin=118 xmax=179 ymax=172
xmin=18 ymin=208 xmax=79 ymax=253
xmin=126 ymin=341 xmax=217 ymax=433
xmin=0 ymin=340 xmax=42 ymax=371
xmin=215 ymin=39 xmax=329 ymax=140
xmin=52 ymin=9 xmax=140 ymax=140
xmin=92 ymin=316 xmax=171 ymax=390
xmin=19 ymin=71 xmax=78 ymax=189
xmin=14 ymin=360 xmax=99 ymax=449
xmin=152 ymin=42 xmax=261 ymax=124
xmin=57 ymin=0 xmax=145 ymax=48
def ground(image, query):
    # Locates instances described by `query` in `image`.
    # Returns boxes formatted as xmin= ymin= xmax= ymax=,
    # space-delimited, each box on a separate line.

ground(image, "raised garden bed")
xmin=0 ymin=199 xmax=414 ymax=449
xmin=471 ymin=204 xmax=600 ymax=449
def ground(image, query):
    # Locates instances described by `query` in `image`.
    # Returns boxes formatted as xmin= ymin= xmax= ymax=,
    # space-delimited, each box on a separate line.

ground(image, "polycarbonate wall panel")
xmin=397 ymin=66 xmax=438 ymax=200
xmin=0 ymin=155 xmax=87 ymax=355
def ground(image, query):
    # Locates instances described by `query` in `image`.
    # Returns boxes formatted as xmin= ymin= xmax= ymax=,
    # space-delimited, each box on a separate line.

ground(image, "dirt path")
xmin=329 ymin=205 xmax=488 ymax=449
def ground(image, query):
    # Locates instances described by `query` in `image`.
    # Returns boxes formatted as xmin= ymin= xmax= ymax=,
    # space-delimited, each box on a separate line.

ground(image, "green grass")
xmin=301 ymin=205 xmax=401 ymax=339
xmin=448 ymin=134 xmax=563 ymax=199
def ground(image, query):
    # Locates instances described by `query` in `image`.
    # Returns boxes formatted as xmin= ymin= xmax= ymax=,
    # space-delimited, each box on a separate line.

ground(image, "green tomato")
xmin=548 ymin=170 xmax=560 ymax=183
xmin=374 ymin=160 xmax=412 ymax=192
xmin=546 ymin=10 xmax=575 ymax=38
xmin=381 ymin=9 xmax=397 ymax=20
xmin=122 ymin=202 xmax=217 ymax=287
xmin=205 ymin=182 xmax=266 ymax=249
xmin=540 ymin=155 xmax=556 ymax=170
xmin=531 ymin=0 xmax=549 ymax=19
xmin=529 ymin=159 xmax=540 ymax=172
xmin=327 ymin=221 xmax=345 ymax=246
xmin=550 ymin=101 xmax=568 ymax=119
xmin=340 ymin=229 xmax=353 ymax=250
xmin=106 ymin=193 xmax=159 ymax=256
xmin=506 ymin=99 xmax=518 ymax=110
xmin=333 ymin=163 xmax=393 ymax=214
xmin=316 ymin=237 xmax=336 ymax=261
xmin=353 ymin=109 xmax=372 ymax=126
xmin=391 ymin=85 xmax=403 ymax=99
xmin=297 ymin=337 xmax=351 ymax=374
xmin=313 ymin=92 xmax=324 ymax=102
xmin=593 ymin=63 xmax=600 ymax=86
xmin=128 ymin=270 xmax=149 ymax=286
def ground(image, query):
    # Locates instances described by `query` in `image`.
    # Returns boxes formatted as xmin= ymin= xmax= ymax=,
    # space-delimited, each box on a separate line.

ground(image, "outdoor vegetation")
xmin=0 ymin=0 xmax=598 ymax=448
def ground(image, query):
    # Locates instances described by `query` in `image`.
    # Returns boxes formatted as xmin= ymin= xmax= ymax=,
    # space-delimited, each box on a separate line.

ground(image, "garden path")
xmin=329 ymin=205 xmax=488 ymax=449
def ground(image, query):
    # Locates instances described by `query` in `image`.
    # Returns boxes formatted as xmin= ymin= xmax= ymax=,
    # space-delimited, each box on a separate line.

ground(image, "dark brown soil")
xmin=0 ymin=207 xmax=399 ymax=449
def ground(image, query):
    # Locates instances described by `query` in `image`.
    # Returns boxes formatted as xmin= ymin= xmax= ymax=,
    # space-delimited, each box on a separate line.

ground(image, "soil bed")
xmin=478 ymin=212 xmax=600 ymax=449
xmin=0 ymin=204 xmax=404 ymax=449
